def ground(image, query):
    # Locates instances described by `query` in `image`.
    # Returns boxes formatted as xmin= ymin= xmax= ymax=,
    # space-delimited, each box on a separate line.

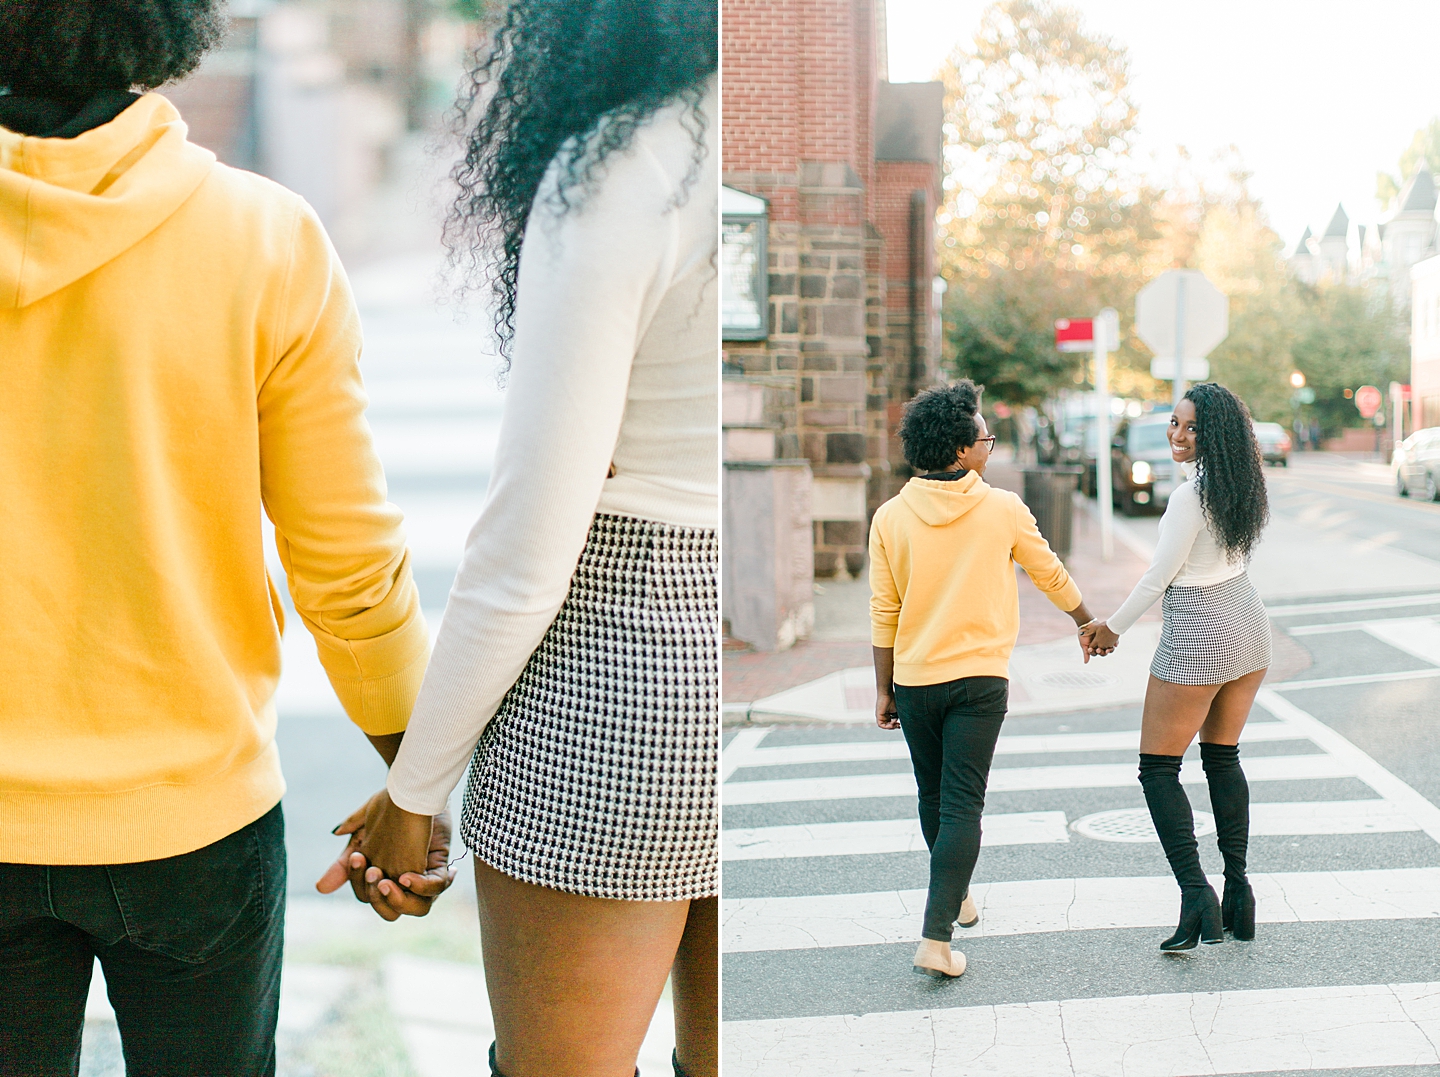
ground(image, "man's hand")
xmin=876 ymin=688 xmax=900 ymax=730
xmin=316 ymin=790 xmax=456 ymax=920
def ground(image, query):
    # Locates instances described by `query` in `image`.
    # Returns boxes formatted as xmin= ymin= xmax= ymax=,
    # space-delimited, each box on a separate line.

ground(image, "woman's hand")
xmin=316 ymin=790 xmax=456 ymax=920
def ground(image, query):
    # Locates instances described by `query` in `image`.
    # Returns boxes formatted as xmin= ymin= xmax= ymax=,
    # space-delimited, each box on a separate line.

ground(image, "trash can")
xmin=1020 ymin=467 xmax=1082 ymax=559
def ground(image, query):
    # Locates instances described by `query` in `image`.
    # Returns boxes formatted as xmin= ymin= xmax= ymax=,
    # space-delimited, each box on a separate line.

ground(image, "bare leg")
xmin=1199 ymin=668 xmax=1268 ymax=745
xmin=671 ymin=897 xmax=717 ymax=1077
xmin=1139 ymin=675 xmax=1223 ymax=755
xmin=475 ymin=859 xmax=690 ymax=1077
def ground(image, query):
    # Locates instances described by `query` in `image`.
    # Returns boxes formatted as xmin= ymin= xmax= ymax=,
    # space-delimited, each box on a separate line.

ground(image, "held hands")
xmin=315 ymin=789 xmax=456 ymax=921
xmin=1078 ymin=620 xmax=1120 ymax=661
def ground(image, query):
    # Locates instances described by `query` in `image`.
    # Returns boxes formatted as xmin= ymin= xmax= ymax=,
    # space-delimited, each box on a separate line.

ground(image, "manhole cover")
xmin=1072 ymin=808 xmax=1216 ymax=843
xmin=1030 ymin=669 xmax=1118 ymax=690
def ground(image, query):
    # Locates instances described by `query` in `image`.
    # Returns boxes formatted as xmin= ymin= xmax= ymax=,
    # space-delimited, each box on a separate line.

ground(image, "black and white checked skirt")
xmin=1151 ymin=572 xmax=1272 ymax=685
xmin=461 ymin=513 xmax=719 ymax=902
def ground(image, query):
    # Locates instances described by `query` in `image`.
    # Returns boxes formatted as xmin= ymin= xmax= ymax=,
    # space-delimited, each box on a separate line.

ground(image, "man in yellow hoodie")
xmin=0 ymin=4 xmax=440 ymax=1070
xmin=870 ymin=380 xmax=1100 ymax=980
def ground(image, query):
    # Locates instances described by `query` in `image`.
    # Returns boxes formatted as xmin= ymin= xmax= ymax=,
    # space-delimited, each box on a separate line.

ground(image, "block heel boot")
xmin=1201 ymin=741 xmax=1256 ymax=941
xmin=1139 ymin=752 xmax=1225 ymax=951
xmin=489 ymin=1042 xmax=640 ymax=1077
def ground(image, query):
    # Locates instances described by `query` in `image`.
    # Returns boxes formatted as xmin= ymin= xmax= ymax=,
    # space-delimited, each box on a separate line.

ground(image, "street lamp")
xmin=1290 ymin=371 xmax=1306 ymax=389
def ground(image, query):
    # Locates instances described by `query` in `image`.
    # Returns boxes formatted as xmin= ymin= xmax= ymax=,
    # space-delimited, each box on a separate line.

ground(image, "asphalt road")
xmin=721 ymin=452 xmax=1440 ymax=1077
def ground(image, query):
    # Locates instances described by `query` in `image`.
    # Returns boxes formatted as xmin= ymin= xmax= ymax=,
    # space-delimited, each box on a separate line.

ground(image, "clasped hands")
xmin=315 ymin=789 xmax=456 ymax=920
xmin=1079 ymin=620 xmax=1120 ymax=661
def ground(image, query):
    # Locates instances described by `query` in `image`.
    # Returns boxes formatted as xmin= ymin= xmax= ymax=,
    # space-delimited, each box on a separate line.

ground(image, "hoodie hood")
xmin=898 ymin=471 xmax=991 ymax=526
xmin=0 ymin=93 xmax=214 ymax=309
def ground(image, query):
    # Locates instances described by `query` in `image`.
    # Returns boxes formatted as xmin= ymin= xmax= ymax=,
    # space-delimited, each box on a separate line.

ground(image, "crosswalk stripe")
xmin=721 ymin=799 xmax=1418 ymax=862
xmin=721 ymin=867 xmax=1440 ymax=952
xmin=721 ymin=981 xmax=1440 ymax=1076
xmin=1257 ymin=690 xmax=1440 ymax=845
xmin=722 ymin=753 xmax=1349 ymax=806
xmin=1266 ymin=591 xmax=1440 ymax=615
xmin=1363 ymin=616 xmax=1440 ymax=666
xmin=723 ymin=812 xmax=1069 ymax=861
xmin=733 ymin=722 xmax=1301 ymax=769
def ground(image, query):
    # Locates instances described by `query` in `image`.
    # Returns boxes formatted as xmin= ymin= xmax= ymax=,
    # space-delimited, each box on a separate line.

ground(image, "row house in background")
xmin=721 ymin=0 xmax=944 ymax=651
xmin=1289 ymin=167 xmax=1440 ymax=435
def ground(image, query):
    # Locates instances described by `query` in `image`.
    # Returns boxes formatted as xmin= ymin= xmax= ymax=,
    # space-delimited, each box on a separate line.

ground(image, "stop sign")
xmin=1355 ymin=385 xmax=1382 ymax=418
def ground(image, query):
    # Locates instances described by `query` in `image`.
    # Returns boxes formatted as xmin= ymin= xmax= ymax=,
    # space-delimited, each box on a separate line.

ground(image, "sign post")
xmin=1092 ymin=309 xmax=1119 ymax=561
xmin=1355 ymin=385 xmax=1383 ymax=458
xmin=1136 ymin=270 xmax=1229 ymax=411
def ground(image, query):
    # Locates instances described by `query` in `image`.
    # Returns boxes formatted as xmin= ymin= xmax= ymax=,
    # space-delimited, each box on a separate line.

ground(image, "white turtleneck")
xmin=1106 ymin=462 xmax=1247 ymax=635
xmin=386 ymin=85 xmax=718 ymax=815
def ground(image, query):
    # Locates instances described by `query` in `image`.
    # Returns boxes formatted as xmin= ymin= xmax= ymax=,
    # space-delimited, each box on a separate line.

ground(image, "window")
xmin=722 ymin=186 xmax=768 ymax=340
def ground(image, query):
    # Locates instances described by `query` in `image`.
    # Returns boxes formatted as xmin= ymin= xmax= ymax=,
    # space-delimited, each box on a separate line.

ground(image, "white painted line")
xmin=723 ymin=811 xmax=1068 ymax=862
xmin=1270 ymin=667 xmax=1440 ymax=692
xmin=721 ymin=982 xmax=1440 ymax=1077
xmin=1257 ymin=689 xmax=1440 ymax=847
xmin=721 ymin=799 xmax=1417 ymax=864
xmin=1267 ymin=592 xmax=1440 ymax=616
xmin=722 ymin=753 xmax=1349 ymax=806
xmin=723 ymin=727 xmax=772 ymax=781
xmin=732 ymin=722 xmax=1300 ymax=770
xmin=1364 ymin=616 xmax=1440 ymax=667
xmin=721 ymin=867 xmax=1440 ymax=953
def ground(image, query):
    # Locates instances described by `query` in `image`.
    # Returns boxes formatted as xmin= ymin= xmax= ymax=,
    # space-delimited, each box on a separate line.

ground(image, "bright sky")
xmin=886 ymin=0 xmax=1440 ymax=250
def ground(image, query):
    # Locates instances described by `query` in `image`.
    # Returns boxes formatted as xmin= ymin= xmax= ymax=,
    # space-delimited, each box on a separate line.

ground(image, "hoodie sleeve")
xmin=1011 ymin=494 xmax=1082 ymax=612
xmin=869 ymin=511 xmax=902 ymax=647
xmin=256 ymin=201 xmax=430 ymax=736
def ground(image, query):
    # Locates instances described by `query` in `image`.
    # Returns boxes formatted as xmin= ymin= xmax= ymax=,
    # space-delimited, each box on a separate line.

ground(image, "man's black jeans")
xmin=895 ymin=676 xmax=1008 ymax=942
xmin=0 ymin=802 xmax=286 ymax=1077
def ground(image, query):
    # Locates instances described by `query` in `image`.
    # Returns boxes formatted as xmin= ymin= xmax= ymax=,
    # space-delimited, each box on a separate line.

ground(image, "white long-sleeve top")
xmin=1107 ymin=464 xmax=1246 ymax=635
xmin=387 ymin=85 xmax=718 ymax=814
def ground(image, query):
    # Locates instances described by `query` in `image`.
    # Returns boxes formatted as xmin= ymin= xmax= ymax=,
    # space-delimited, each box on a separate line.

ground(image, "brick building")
xmin=721 ymin=0 xmax=944 ymax=585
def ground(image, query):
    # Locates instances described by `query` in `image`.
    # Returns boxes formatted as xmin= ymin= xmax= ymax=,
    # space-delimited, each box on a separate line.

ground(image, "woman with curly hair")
xmin=1085 ymin=383 xmax=1271 ymax=951
xmin=1 ymin=0 xmax=441 ymax=1071
xmin=870 ymin=380 xmax=1098 ymax=979
xmin=348 ymin=2 xmax=719 ymax=1075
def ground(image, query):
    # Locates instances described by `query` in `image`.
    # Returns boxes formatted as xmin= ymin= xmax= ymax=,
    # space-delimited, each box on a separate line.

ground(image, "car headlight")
xmin=1131 ymin=460 xmax=1153 ymax=484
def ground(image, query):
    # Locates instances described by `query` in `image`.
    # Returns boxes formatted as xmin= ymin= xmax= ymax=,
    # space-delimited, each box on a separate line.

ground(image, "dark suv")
xmin=1110 ymin=415 xmax=1180 ymax=515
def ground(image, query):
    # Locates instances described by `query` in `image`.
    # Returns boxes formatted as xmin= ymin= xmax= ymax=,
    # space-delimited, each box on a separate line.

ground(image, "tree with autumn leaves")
xmin=939 ymin=0 xmax=1410 ymax=434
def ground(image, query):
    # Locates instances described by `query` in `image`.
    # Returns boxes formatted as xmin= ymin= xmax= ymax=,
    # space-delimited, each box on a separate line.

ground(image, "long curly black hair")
xmin=444 ymin=0 xmax=717 ymax=365
xmin=0 ymin=0 xmax=226 ymax=100
xmin=899 ymin=380 xmax=983 ymax=472
xmin=1184 ymin=382 xmax=1269 ymax=560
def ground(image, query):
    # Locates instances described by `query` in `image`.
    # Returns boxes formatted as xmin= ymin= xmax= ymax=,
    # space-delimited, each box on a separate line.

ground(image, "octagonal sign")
xmin=1135 ymin=270 xmax=1229 ymax=371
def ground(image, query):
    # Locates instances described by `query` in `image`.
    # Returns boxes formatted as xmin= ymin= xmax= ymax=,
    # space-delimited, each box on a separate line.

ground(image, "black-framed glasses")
xmin=975 ymin=435 xmax=998 ymax=451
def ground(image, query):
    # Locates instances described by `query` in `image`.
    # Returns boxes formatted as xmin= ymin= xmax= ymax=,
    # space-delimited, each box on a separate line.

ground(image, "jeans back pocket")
xmin=107 ymin=803 xmax=285 ymax=964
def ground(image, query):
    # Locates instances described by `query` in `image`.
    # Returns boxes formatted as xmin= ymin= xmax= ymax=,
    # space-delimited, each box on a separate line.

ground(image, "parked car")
xmin=1394 ymin=427 xmax=1440 ymax=500
xmin=1253 ymin=422 xmax=1291 ymax=466
xmin=1110 ymin=415 xmax=1181 ymax=515
xmin=1058 ymin=418 xmax=1102 ymax=496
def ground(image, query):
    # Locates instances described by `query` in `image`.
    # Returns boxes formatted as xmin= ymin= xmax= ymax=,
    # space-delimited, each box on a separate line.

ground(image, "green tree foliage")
xmin=1289 ymin=285 xmax=1409 ymax=436
xmin=938 ymin=0 xmax=1165 ymax=403
xmin=1377 ymin=118 xmax=1440 ymax=209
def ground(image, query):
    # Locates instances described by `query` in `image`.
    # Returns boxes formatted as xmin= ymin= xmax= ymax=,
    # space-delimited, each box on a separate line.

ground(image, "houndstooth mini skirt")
xmin=1151 ymin=572 xmax=1271 ymax=686
xmin=460 ymin=513 xmax=719 ymax=902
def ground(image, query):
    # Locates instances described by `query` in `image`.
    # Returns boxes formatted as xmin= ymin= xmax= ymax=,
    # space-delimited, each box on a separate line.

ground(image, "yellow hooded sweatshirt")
xmin=0 ymin=94 xmax=430 ymax=864
xmin=869 ymin=472 xmax=1082 ymax=685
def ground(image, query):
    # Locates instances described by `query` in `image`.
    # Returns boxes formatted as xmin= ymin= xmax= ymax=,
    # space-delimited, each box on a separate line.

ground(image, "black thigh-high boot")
xmin=1200 ymin=741 xmax=1255 ymax=939
xmin=1138 ymin=753 xmax=1223 ymax=950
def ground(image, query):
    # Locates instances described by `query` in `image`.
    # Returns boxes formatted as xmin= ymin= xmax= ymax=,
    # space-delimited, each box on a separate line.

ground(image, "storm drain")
xmin=1030 ymin=669 xmax=1118 ymax=690
xmin=1072 ymin=808 xmax=1217 ymax=843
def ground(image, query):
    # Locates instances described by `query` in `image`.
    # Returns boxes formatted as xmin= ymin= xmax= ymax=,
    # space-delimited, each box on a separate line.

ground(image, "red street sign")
xmin=1355 ymin=384 xmax=1382 ymax=418
xmin=1055 ymin=318 xmax=1093 ymax=353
